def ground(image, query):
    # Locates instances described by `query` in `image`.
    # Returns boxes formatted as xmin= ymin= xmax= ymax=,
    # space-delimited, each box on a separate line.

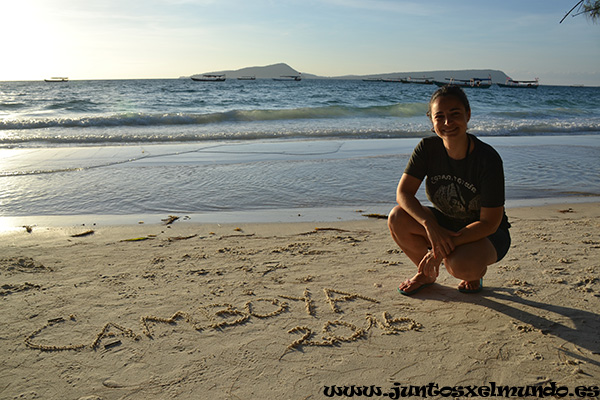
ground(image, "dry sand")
xmin=1 ymin=203 xmax=599 ymax=399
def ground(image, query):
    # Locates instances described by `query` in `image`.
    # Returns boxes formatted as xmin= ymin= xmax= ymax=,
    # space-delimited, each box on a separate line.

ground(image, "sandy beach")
xmin=1 ymin=202 xmax=599 ymax=399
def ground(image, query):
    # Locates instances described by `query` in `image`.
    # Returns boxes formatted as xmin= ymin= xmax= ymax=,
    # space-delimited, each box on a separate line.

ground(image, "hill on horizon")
xmin=189 ymin=63 xmax=302 ymax=80
xmin=185 ymin=63 xmax=510 ymax=83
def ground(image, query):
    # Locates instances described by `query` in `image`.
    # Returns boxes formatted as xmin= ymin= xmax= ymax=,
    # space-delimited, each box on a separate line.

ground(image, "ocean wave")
xmin=0 ymin=102 xmax=27 ymax=110
xmin=0 ymin=128 xmax=430 ymax=147
xmin=489 ymin=108 xmax=592 ymax=118
xmin=0 ymin=102 xmax=427 ymax=131
xmin=45 ymin=99 xmax=101 ymax=112
xmin=2 ymin=122 xmax=599 ymax=147
xmin=1 ymin=105 xmax=599 ymax=147
xmin=471 ymin=118 xmax=600 ymax=135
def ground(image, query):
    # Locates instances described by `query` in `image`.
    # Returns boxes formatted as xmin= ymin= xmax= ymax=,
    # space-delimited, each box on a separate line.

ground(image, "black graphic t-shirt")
xmin=405 ymin=135 xmax=509 ymax=230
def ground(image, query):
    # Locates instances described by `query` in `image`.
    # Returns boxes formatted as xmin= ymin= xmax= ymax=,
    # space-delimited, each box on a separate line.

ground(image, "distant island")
xmin=186 ymin=63 xmax=303 ymax=80
xmin=183 ymin=62 xmax=511 ymax=83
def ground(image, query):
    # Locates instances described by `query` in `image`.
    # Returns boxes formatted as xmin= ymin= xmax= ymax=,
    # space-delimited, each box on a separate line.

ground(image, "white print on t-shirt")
xmin=430 ymin=174 xmax=477 ymax=194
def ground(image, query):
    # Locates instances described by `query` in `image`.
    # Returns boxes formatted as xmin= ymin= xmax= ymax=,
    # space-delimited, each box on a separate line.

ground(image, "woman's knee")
xmin=387 ymin=205 xmax=408 ymax=232
xmin=444 ymin=244 xmax=493 ymax=281
xmin=445 ymin=259 xmax=486 ymax=281
xmin=388 ymin=205 xmax=401 ymax=222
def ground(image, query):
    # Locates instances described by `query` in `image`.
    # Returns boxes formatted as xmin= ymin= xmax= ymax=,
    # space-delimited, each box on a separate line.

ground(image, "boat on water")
xmin=382 ymin=78 xmax=403 ymax=83
xmin=498 ymin=77 xmax=539 ymax=89
xmin=435 ymin=76 xmax=492 ymax=88
xmin=237 ymin=76 xmax=256 ymax=80
xmin=44 ymin=77 xmax=69 ymax=82
xmin=273 ymin=74 xmax=301 ymax=81
xmin=191 ymin=74 xmax=226 ymax=82
xmin=400 ymin=76 xmax=434 ymax=85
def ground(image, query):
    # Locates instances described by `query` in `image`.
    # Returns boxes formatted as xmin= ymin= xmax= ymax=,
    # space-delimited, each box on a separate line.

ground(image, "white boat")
xmin=44 ymin=77 xmax=69 ymax=82
xmin=400 ymin=76 xmax=434 ymax=85
xmin=498 ymin=78 xmax=539 ymax=89
xmin=382 ymin=78 xmax=403 ymax=83
xmin=435 ymin=76 xmax=492 ymax=88
xmin=191 ymin=74 xmax=226 ymax=82
xmin=273 ymin=74 xmax=301 ymax=81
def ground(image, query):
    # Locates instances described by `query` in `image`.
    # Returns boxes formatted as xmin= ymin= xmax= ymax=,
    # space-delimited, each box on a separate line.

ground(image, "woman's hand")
xmin=418 ymin=250 xmax=442 ymax=278
xmin=423 ymin=221 xmax=461 ymax=260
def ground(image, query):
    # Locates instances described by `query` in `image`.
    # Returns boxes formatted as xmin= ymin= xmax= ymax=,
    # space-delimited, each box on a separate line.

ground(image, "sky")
xmin=2 ymin=0 xmax=599 ymax=85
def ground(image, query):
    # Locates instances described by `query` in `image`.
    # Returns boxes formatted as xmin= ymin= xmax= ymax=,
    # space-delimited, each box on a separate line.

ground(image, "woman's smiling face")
xmin=430 ymin=96 xmax=471 ymax=140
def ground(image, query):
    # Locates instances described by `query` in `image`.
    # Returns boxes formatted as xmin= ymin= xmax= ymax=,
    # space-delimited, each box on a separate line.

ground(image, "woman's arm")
xmin=396 ymin=173 xmax=431 ymax=226
xmin=396 ymin=173 xmax=459 ymax=259
xmin=452 ymin=206 xmax=504 ymax=247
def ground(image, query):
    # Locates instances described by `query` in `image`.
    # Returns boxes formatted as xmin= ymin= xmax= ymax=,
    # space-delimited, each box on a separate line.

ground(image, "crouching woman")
xmin=388 ymin=85 xmax=510 ymax=295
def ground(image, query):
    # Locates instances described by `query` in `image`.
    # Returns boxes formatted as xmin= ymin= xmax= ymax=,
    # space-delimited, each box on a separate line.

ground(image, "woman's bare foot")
xmin=398 ymin=273 xmax=436 ymax=296
xmin=457 ymin=279 xmax=483 ymax=293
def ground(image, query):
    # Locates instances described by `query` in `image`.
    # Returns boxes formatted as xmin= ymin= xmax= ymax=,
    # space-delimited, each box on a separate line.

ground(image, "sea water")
xmin=1 ymin=79 xmax=599 ymax=224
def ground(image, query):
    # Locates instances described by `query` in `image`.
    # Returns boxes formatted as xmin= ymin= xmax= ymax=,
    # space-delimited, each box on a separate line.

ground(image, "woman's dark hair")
xmin=427 ymin=85 xmax=471 ymax=117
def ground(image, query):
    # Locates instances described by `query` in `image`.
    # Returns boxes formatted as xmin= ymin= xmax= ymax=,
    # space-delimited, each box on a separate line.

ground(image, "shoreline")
xmin=2 ymin=135 xmax=599 ymax=222
xmin=1 ymin=201 xmax=598 ymax=399
xmin=1 ymin=196 xmax=599 ymax=232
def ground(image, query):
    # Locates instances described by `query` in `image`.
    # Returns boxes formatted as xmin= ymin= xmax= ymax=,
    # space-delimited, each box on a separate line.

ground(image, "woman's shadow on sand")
xmin=426 ymin=285 xmax=600 ymax=367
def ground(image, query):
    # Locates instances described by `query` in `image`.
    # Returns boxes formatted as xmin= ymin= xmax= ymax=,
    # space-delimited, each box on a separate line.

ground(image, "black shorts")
xmin=428 ymin=207 xmax=511 ymax=262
